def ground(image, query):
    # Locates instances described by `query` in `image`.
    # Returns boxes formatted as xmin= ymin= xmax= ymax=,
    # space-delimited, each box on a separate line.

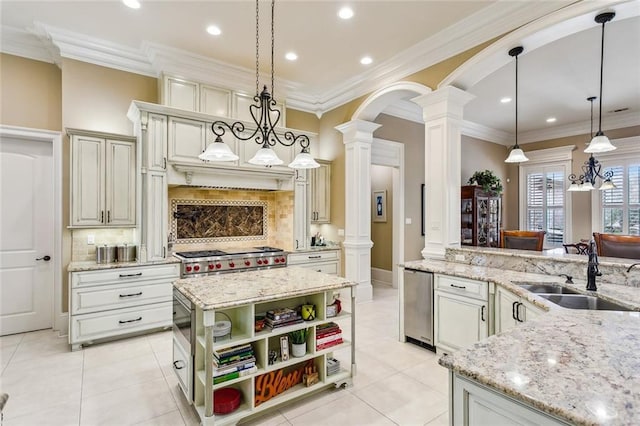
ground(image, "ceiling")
xmin=1 ymin=0 xmax=639 ymax=144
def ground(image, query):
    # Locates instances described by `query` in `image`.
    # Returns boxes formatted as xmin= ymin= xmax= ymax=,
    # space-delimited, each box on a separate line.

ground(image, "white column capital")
xmin=335 ymin=120 xmax=381 ymax=144
xmin=411 ymin=85 xmax=475 ymax=122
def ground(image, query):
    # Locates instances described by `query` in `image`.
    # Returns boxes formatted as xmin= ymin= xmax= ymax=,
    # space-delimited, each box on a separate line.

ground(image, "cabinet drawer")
xmin=288 ymin=250 xmax=338 ymax=265
xmin=173 ymin=336 xmax=192 ymax=400
xmin=295 ymin=261 xmax=338 ymax=275
xmin=70 ymin=302 xmax=171 ymax=344
xmin=71 ymin=281 xmax=172 ymax=315
xmin=71 ymin=264 xmax=180 ymax=288
xmin=435 ymin=274 xmax=488 ymax=301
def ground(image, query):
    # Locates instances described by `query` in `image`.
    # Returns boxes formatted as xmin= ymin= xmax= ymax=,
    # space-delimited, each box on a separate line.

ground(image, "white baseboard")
xmin=55 ymin=313 xmax=69 ymax=337
xmin=371 ymin=267 xmax=392 ymax=287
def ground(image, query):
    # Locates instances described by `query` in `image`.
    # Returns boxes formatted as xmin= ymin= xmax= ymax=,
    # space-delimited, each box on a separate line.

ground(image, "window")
xmin=591 ymin=137 xmax=640 ymax=236
xmin=519 ymin=146 xmax=574 ymax=248
xmin=600 ymin=162 xmax=640 ymax=235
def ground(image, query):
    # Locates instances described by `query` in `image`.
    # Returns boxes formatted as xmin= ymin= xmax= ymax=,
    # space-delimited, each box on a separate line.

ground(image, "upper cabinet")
xmin=68 ymin=129 xmax=136 ymax=228
xmin=310 ymin=160 xmax=331 ymax=224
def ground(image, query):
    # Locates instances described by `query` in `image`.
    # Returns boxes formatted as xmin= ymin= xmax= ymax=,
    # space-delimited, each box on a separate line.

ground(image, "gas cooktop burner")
xmin=174 ymin=250 xmax=227 ymax=258
xmin=253 ymin=246 xmax=282 ymax=253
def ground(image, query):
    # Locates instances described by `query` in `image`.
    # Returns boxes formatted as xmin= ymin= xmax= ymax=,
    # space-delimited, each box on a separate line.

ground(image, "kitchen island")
xmin=403 ymin=256 xmax=640 ymax=426
xmin=173 ymin=266 xmax=357 ymax=425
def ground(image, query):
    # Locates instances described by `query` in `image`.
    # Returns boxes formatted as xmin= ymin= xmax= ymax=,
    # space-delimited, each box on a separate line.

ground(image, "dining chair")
xmin=499 ymin=230 xmax=546 ymax=251
xmin=592 ymin=233 xmax=640 ymax=260
xmin=563 ymin=242 xmax=590 ymax=255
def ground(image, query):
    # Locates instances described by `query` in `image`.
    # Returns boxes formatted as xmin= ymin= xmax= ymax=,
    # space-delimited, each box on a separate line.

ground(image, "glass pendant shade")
xmin=199 ymin=137 xmax=239 ymax=162
xmin=505 ymin=147 xmax=529 ymax=163
xmin=248 ymin=147 xmax=284 ymax=166
xmin=567 ymin=182 xmax=582 ymax=192
xmin=288 ymin=150 xmax=320 ymax=169
xmin=580 ymin=181 xmax=594 ymax=191
xmin=585 ymin=132 xmax=617 ymax=153
xmin=599 ymin=178 xmax=616 ymax=191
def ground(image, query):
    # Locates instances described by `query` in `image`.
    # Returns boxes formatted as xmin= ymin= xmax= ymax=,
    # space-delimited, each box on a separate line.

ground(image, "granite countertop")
xmin=67 ymin=257 xmax=181 ymax=272
xmin=174 ymin=266 xmax=356 ymax=310
xmin=402 ymin=258 xmax=640 ymax=425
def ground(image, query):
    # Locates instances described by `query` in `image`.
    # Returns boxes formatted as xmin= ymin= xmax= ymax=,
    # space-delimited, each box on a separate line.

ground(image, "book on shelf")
xmin=215 ymin=350 xmax=254 ymax=365
xmin=316 ymin=328 xmax=341 ymax=339
xmin=214 ymin=356 xmax=257 ymax=371
xmin=265 ymin=317 xmax=304 ymax=329
xmin=316 ymin=339 xmax=343 ymax=350
xmin=214 ymin=343 xmax=252 ymax=359
xmin=214 ymin=360 xmax=257 ymax=377
xmin=316 ymin=333 xmax=343 ymax=346
xmin=213 ymin=365 xmax=258 ymax=385
xmin=316 ymin=322 xmax=340 ymax=332
xmin=266 ymin=307 xmax=298 ymax=321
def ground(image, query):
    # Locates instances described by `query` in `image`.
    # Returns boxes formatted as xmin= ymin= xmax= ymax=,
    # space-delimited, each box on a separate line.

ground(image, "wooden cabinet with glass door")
xmin=461 ymin=185 xmax=502 ymax=247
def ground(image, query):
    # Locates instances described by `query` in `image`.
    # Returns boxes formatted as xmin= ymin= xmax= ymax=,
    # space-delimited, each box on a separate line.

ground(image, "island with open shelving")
xmin=173 ymin=266 xmax=357 ymax=425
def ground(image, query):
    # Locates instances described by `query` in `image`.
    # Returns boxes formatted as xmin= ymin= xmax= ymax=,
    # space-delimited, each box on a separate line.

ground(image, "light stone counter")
xmin=402 ymin=258 xmax=640 ymax=425
xmin=67 ymin=256 xmax=181 ymax=272
xmin=173 ymin=266 xmax=356 ymax=310
xmin=294 ymin=244 xmax=341 ymax=252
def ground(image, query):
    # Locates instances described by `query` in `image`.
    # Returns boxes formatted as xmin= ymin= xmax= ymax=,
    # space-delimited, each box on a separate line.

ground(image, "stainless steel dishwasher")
xmin=403 ymin=268 xmax=434 ymax=347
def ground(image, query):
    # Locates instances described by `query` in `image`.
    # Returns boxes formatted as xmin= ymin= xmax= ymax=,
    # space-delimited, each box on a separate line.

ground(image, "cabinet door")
xmin=311 ymin=160 xmax=331 ymax=224
xmin=495 ymin=286 xmax=519 ymax=334
xmin=105 ymin=139 xmax=136 ymax=226
xmin=521 ymin=299 xmax=544 ymax=323
xmin=145 ymin=171 xmax=167 ymax=261
xmin=168 ymin=117 xmax=206 ymax=164
xmin=163 ymin=76 xmax=199 ymax=111
xmin=434 ymin=290 xmax=488 ymax=353
xmin=145 ymin=113 xmax=167 ymax=171
xmin=71 ymin=135 xmax=105 ymax=226
xmin=293 ymin=179 xmax=309 ymax=250
xmin=200 ymin=85 xmax=231 ymax=117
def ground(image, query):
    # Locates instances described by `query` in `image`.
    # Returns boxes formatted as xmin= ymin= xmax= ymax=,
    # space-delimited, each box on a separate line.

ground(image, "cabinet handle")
xmin=516 ymin=302 xmax=524 ymax=322
xmin=308 ymin=255 xmax=322 ymax=259
xmin=119 ymin=317 xmax=142 ymax=324
xmin=163 ymin=247 xmax=166 ymax=258
xmin=119 ymin=292 xmax=143 ymax=298
xmin=173 ymin=360 xmax=185 ymax=370
xmin=163 ymin=157 xmax=167 ymax=170
xmin=481 ymin=305 xmax=486 ymax=322
xmin=119 ymin=272 xmax=143 ymax=278
xmin=450 ymin=284 xmax=466 ymax=289
xmin=295 ymin=239 xmax=299 ymax=249
xmin=107 ymin=210 xmax=111 ymax=223
xmin=512 ymin=301 xmax=518 ymax=320
xmin=101 ymin=211 xmax=104 ymax=223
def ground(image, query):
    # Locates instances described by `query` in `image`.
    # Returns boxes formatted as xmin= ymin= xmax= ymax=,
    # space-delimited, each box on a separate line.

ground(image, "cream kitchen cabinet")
xmin=294 ymin=169 xmax=310 ymax=250
xmin=161 ymin=75 xmax=231 ymax=117
xmin=495 ymin=286 xmax=546 ymax=334
xmin=434 ymin=274 xmax=489 ymax=354
xmin=168 ymin=117 xmax=207 ymax=164
xmin=68 ymin=128 xmax=136 ymax=227
xmin=310 ymin=160 xmax=331 ymax=224
xmin=69 ymin=263 xmax=179 ymax=350
xmin=288 ymin=249 xmax=341 ymax=276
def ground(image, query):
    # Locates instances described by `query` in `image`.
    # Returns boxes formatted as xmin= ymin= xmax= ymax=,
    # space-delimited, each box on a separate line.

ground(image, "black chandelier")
xmin=567 ymin=96 xmax=616 ymax=191
xmin=198 ymin=0 xmax=319 ymax=169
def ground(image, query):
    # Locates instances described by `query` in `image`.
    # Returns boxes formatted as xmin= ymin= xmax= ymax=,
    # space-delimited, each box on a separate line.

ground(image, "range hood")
xmin=168 ymin=162 xmax=295 ymax=191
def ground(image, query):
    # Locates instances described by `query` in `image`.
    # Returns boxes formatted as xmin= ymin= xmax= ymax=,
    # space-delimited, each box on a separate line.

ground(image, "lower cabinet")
xmin=69 ymin=263 xmax=180 ymax=350
xmin=451 ymin=373 xmax=568 ymax=425
xmin=434 ymin=274 xmax=489 ymax=354
xmin=191 ymin=287 xmax=355 ymax=425
xmin=288 ymin=249 xmax=341 ymax=276
xmin=495 ymin=286 xmax=545 ymax=334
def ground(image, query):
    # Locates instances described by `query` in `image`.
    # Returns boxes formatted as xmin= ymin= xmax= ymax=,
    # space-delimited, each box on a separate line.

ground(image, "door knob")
xmin=36 ymin=255 xmax=51 ymax=261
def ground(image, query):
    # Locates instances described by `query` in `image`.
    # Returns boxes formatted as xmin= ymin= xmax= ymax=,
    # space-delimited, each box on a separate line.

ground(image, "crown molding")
xmin=1 ymin=26 xmax=57 ymax=64
xmin=462 ymin=121 xmax=512 ymax=145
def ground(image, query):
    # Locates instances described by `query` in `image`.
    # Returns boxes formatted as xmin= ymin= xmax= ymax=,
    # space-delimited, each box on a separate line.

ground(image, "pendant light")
xmin=584 ymin=12 xmax=617 ymax=154
xmin=567 ymin=96 xmax=617 ymax=192
xmin=505 ymin=46 xmax=529 ymax=163
xmin=199 ymin=0 xmax=320 ymax=169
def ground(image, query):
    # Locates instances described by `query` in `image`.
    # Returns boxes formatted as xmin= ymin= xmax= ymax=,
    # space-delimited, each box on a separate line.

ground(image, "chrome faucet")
xmin=586 ymin=240 xmax=601 ymax=291
xmin=628 ymin=263 xmax=640 ymax=273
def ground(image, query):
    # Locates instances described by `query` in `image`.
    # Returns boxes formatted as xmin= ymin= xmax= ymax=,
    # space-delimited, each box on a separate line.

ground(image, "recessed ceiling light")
xmin=546 ymin=117 xmax=557 ymax=123
xmin=500 ymin=97 xmax=512 ymax=103
xmin=338 ymin=7 xmax=354 ymax=20
xmin=360 ymin=56 xmax=372 ymax=65
xmin=206 ymin=25 xmax=222 ymax=36
xmin=122 ymin=0 xmax=141 ymax=9
xmin=285 ymin=52 xmax=298 ymax=61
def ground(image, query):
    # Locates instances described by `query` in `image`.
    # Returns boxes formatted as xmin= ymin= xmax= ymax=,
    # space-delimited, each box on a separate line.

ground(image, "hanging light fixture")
xmin=199 ymin=0 xmax=319 ymax=169
xmin=504 ymin=46 xmax=529 ymax=163
xmin=568 ymin=97 xmax=616 ymax=192
xmin=585 ymin=12 xmax=617 ymax=154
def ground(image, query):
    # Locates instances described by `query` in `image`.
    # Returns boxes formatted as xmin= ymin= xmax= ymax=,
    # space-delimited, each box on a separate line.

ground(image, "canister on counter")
xmin=96 ymin=245 xmax=117 ymax=264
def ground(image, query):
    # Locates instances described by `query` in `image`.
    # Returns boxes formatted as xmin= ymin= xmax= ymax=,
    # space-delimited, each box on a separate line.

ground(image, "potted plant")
xmin=288 ymin=328 xmax=308 ymax=357
xmin=468 ymin=170 xmax=503 ymax=194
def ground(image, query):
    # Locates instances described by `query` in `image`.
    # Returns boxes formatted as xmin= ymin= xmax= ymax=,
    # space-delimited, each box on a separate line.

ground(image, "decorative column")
xmin=336 ymin=120 xmax=381 ymax=302
xmin=412 ymin=86 xmax=475 ymax=259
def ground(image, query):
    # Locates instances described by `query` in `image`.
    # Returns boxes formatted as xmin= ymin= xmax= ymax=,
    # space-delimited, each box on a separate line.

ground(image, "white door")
xmin=0 ymin=136 xmax=54 ymax=335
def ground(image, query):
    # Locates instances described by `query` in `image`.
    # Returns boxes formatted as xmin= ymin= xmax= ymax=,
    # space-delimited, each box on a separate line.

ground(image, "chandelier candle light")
xmin=198 ymin=0 xmax=320 ymax=169
xmin=504 ymin=46 xmax=529 ymax=163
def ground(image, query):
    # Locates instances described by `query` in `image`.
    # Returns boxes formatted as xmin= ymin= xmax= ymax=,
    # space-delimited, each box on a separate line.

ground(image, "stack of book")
xmin=315 ymin=322 xmax=343 ymax=350
xmin=213 ymin=343 xmax=257 ymax=385
xmin=265 ymin=307 xmax=303 ymax=329
xmin=326 ymin=357 xmax=341 ymax=376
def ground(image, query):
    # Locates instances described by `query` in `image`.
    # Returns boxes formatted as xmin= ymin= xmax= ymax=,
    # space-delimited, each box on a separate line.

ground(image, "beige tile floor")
xmin=0 ymin=285 xmax=449 ymax=426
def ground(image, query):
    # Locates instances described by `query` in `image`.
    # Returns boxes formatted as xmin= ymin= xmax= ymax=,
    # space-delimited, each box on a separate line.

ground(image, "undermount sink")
xmin=517 ymin=284 xmax=581 ymax=295
xmin=537 ymin=294 xmax=635 ymax=311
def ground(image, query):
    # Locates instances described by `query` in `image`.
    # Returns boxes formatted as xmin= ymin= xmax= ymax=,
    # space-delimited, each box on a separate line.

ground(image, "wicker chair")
xmin=499 ymin=230 xmax=546 ymax=251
